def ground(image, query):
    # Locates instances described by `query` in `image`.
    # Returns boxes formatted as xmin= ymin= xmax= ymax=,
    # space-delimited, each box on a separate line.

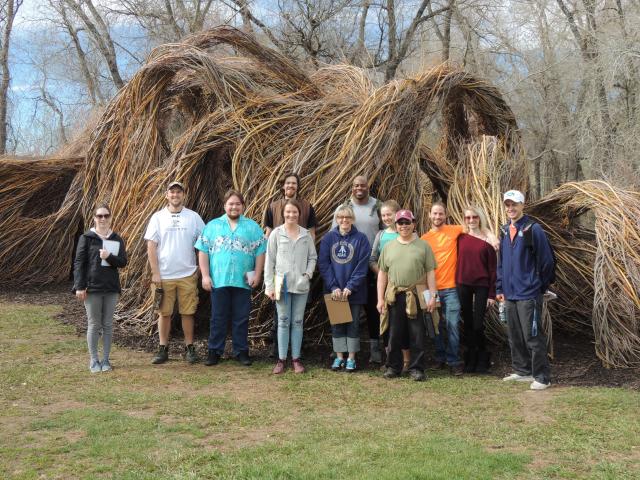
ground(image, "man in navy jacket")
xmin=496 ymin=190 xmax=554 ymax=390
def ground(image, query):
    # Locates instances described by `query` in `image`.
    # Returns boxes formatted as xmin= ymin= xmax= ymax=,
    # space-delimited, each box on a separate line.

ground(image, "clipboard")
xmin=323 ymin=294 xmax=352 ymax=325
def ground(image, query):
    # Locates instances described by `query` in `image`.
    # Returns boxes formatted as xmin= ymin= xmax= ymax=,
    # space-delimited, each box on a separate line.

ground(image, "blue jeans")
xmin=209 ymin=287 xmax=251 ymax=356
xmin=276 ymin=292 xmax=308 ymax=360
xmin=434 ymin=288 xmax=462 ymax=366
xmin=331 ymin=304 xmax=361 ymax=353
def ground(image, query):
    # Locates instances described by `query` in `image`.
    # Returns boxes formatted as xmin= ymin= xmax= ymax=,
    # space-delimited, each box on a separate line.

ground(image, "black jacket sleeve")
xmin=73 ymin=234 xmax=89 ymax=291
xmin=105 ymin=235 xmax=128 ymax=268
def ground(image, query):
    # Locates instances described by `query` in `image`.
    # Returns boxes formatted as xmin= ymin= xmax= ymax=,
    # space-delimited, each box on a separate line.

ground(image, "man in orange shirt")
xmin=421 ymin=202 xmax=464 ymax=375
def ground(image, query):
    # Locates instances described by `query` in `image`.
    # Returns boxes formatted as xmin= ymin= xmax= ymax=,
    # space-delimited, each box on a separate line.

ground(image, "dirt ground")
xmin=2 ymin=282 xmax=638 ymax=390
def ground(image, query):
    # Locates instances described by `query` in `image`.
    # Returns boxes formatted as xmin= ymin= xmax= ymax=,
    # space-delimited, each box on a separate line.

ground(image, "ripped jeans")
xmin=276 ymin=292 xmax=309 ymax=360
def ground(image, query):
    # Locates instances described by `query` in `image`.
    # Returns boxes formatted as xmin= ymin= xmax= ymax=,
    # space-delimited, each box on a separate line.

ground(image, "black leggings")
xmin=457 ymin=284 xmax=489 ymax=352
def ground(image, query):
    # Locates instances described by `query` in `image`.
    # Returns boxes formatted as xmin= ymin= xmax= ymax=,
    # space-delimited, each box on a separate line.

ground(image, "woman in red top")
xmin=456 ymin=206 xmax=498 ymax=373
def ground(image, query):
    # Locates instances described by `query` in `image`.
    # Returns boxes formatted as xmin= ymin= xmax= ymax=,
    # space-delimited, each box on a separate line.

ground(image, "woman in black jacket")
xmin=73 ymin=203 xmax=127 ymax=373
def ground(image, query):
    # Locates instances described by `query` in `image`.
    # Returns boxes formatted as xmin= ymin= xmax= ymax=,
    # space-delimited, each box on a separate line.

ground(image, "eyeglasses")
xmin=336 ymin=216 xmax=353 ymax=220
xmin=464 ymin=215 xmax=479 ymax=220
xmin=95 ymin=214 xmax=111 ymax=219
xmin=396 ymin=220 xmax=412 ymax=226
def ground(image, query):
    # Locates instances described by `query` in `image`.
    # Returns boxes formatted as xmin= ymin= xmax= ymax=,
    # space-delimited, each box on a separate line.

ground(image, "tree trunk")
xmin=58 ymin=3 xmax=104 ymax=106
xmin=0 ymin=0 xmax=20 ymax=155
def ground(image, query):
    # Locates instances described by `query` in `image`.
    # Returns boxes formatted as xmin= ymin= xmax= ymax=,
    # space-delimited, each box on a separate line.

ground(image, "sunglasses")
xmin=95 ymin=214 xmax=111 ymax=219
xmin=464 ymin=215 xmax=479 ymax=220
xmin=396 ymin=220 xmax=412 ymax=226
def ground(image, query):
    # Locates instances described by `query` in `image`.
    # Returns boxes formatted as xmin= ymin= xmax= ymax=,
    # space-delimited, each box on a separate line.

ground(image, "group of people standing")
xmin=73 ymin=174 xmax=555 ymax=391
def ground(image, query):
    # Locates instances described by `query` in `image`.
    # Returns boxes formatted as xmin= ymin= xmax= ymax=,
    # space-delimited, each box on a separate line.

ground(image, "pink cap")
xmin=395 ymin=209 xmax=415 ymax=222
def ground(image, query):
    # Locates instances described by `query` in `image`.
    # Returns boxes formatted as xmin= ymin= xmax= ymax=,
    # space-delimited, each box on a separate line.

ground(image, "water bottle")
xmin=498 ymin=302 xmax=506 ymax=324
xmin=532 ymin=305 xmax=539 ymax=337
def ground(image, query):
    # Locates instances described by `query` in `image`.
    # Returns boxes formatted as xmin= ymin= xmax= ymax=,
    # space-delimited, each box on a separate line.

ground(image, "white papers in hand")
xmin=101 ymin=240 xmax=120 ymax=266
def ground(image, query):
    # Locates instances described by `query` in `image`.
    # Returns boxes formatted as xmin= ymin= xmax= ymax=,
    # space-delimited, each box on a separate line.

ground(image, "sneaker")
xmin=530 ymin=380 xmax=551 ymax=391
xmin=101 ymin=360 xmax=112 ymax=372
xmin=331 ymin=357 xmax=345 ymax=371
xmin=450 ymin=364 xmax=464 ymax=376
xmin=409 ymin=369 xmax=426 ymax=382
xmin=236 ymin=351 xmax=252 ymax=366
xmin=272 ymin=360 xmax=286 ymax=374
xmin=345 ymin=358 xmax=356 ymax=372
xmin=89 ymin=359 xmax=101 ymax=373
xmin=383 ymin=368 xmax=400 ymax=379
xmin=185 ymin=344 xmax=199 ymax=364
xmin=503 ymin=373 xmax=534 ymax=382
xmin=152 ymin=345 xmax=169 ymax=365
xmin=292 ymin=358 xmax=305 ymax=374
xmin=204 ymin=350 xmax=220 ymax=366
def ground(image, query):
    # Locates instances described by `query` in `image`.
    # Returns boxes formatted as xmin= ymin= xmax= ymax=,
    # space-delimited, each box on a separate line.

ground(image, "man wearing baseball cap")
xmin=377 ymin=209 xmax=437 ymax=381
xmin=144 ymin=181 xmax=205 ymax=365
xmin=497 ymin=190 xmax=555 ymax=390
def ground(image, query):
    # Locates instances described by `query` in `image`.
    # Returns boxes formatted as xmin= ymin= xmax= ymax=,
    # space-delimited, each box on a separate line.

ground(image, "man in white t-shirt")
xmin=144 ymin=181 xmax=205 ymax=365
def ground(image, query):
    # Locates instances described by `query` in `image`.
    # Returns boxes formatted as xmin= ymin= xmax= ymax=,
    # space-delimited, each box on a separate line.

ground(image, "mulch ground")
xmin=2 ymin=282 xmax=638 ymax=389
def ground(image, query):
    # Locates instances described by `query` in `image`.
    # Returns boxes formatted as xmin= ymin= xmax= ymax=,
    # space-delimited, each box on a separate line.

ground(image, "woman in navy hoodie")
xmin=73 ymin=203 xmax=127 ymax=373
xmin=319 ymin=205 xmax=370 ymax=372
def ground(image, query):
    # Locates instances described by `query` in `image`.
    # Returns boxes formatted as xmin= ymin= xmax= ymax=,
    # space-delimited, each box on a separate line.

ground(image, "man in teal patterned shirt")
xmin=196 ymin=189 xmax=266 ymax=367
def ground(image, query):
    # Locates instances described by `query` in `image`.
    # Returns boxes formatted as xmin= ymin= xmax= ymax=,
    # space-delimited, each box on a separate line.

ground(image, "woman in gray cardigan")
xmin=265 ymin=199 xmax=317 ymax=374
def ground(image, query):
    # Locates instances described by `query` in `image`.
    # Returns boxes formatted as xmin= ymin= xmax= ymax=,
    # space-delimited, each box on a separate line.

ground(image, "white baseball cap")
xmin=167 ymin=181 xmax=185 ymax=191
xmin=503 ymin=190 xmax=525 ymax=204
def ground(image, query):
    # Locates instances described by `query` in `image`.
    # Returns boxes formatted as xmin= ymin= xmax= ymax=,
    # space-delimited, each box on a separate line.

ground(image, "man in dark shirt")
xmin=264 ymin=173 xmax=316 ymax=238
xmin=264 ymin=173 xmax=317 ymax=357
xmin=497 ymin=190 xmax=555 ymax=391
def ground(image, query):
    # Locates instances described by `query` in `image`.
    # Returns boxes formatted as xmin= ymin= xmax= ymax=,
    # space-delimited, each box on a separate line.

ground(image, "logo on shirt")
xmin=331 ymin=241 xmax=354 ymax=264
xmin=168 ymin=213 xmax=188 ymax=231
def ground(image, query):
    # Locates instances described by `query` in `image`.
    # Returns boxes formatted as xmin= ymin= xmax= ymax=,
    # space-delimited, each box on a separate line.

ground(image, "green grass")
xmin=0 ymin=303 xmax=638 ymax=479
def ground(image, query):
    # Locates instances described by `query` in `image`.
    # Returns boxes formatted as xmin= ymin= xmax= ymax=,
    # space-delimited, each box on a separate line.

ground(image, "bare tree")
xmin=274 ymin=0 xmax=357 ymax=67
xmin=383 ymin=0 xmax=450 ymax=80
xmin=0 ymin=0 xmax=21 ymax=154
xmin=62 ymin=0 xmax=125 ymax=89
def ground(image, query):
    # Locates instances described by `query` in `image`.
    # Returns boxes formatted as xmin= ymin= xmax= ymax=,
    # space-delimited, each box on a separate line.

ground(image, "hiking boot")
xmin=383 ymin=368 xmax=400 ymax=379
xmin=152 ymin=345 xmax=169 ymax=364
xmin=409 ymin=369 xmax=426 ymax=382
xmin=503 ymin=373 xmax=534 ymax=382
xmin=89 ymin=359 xmax=102 ymax=373
xmin=204 ymin=350 xmax=220 ymax=366
xmin=450 ymin=364 xmax=464 ymax=376
xmin=331 ymin=358 xmax=345 ymax=371
xmin=272 ymin=359 xmax=286 ymax=374
xmin=236 ymin=351 xmax=252 ymax=366
xmin=430 ymin=360 xmax=447 ymax=370
xmin=185 ymin=344 xmax=199 ymax=364
xmin=101 ymin=360 xmax=112 ymax=372
xmin=530 ymin=380 xmax=551 ymax=391
xmin=292 ymin=358 xmax=305 ymax=374
xmin=345 ymin=358 xmax=356 ymax=372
